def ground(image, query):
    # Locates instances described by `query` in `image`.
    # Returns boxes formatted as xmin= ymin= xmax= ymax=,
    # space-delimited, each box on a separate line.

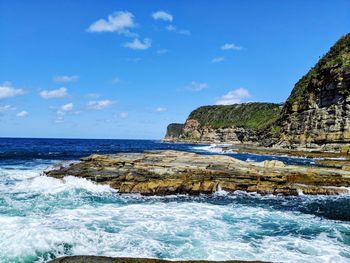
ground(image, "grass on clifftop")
xmin=188 ymin=102 xmax=282 ymax=130
xmin=285 ymin=33 xmax=350 ymax=107
xmin=166 ymin=123 xmax=184 ymax=137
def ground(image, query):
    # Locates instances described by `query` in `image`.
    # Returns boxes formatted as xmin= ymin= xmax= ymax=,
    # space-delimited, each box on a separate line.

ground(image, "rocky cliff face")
xmin=164 ymin=103 xmax=281 ymax=144
xmin=180 ymin=119 xmax=259 ymax=144
xmin=276 ymin=33 xmax=350 ymax=150
xmin=164 ymin=33 xmax=350 ymax=149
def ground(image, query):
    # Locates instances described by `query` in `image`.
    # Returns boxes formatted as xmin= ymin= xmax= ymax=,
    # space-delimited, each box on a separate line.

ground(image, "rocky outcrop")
xmin=175 ymin=119 xmax=259 ymax=144
xmin=45 ymin=150 xmax=350 ymax=196
xmin=276 ymin=33 xmax=350 ymax=150
xmin=165 ymin=123 xmax=184 ymax=140
xmin=164 ymin=103 xmax=281 ymax=144
xmin=49 ymin=256 xmax=267 ymax=263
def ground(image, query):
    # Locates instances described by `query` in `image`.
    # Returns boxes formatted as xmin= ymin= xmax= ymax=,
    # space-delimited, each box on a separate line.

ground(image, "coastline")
xmin=1 ymin=138 xmax=350 ymax=262
xmin=44 ymin=150 xmax=350 ymax=196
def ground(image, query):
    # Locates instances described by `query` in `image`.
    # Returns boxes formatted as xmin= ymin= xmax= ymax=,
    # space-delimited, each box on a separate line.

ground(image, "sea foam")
xmin=0 ymin=161 xmax=350 ymax=263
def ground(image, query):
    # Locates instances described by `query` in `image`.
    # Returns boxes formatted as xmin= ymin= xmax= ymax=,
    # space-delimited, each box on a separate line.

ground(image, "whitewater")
xmin=0 ymin=138 xmax=349 ymax=263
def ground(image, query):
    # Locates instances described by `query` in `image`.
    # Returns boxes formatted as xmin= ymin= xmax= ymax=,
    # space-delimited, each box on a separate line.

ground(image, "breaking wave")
xmin=0 ymin=161 xmax=350 ymax=263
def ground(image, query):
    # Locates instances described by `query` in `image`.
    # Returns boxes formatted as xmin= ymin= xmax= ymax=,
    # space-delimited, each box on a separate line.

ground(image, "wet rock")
xmin=44 ymin=150 xmax=350 ymax=196
xmin=49 ymin=256 xmax=268 ymax=263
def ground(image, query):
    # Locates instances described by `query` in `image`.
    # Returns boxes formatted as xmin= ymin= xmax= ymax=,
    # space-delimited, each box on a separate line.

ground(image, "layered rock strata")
xmin=164 ymin=103 xmax=281 ymax=144
xmin=45 ymin=150 xmax=350 ymax=196
xmin=276 ymin=33 xmax=350 ymax=150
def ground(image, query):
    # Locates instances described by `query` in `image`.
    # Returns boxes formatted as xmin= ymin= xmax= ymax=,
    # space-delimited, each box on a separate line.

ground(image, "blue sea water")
xmin=0 ymin=138 xmax=349 ymax=263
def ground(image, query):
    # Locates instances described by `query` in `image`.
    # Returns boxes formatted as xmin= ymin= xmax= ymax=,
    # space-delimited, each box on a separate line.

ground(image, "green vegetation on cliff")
xmin=284 ymin=33 xmax=350 ymax=108
xmin=188 ymin=102 xmax=282 ymax=130
xmin=165 ymin=33 xmax=350 ymax=146
xmin=165 ymin=123 xmax=184 ymax=138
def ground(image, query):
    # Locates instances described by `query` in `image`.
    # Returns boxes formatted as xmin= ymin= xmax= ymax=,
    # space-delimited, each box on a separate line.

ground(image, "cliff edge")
xmin=276 ymin=33 xmax=350 ymax=150
xmin=164 ymin=103 xmax=281 ymax=144
xmin=164 ymin=33 xmax=350 ymax=150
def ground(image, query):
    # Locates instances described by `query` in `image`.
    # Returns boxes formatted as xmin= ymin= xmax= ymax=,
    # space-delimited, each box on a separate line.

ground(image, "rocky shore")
xmin=49 ymin=256 xmax=267 ymax=263
xmin=44 ymin=150 xmax=350 ymax=196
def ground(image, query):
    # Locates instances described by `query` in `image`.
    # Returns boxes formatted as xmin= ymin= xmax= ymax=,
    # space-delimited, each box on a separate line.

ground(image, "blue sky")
xmin=0 ymin=0 xmax=349 ymax=139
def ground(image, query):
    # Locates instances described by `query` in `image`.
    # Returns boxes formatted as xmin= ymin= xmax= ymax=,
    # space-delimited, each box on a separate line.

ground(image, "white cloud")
xmin=186 ymin=81 xmax=208 ymax=92
xmin=16 ymin=111 xmax=29 ymax=117
xmin=55 ymin=103 xmax=75 ymax=123
xmin=123 ymin=38 xmax=151 ymax=50
xmin=221 ymin=43 xmax=242 ymax=51
xmin=152 ymin=11 xmax=173 ymax=22
xmin=211 ymin=56 xmax=225 ymax=63
xmin=215 ymin=88 xmax=250 ymax=105
xmin=87 ymin=100 xmax=113 ymax=110
xmin=61 ymin=103 xmax=73 ymax=112
xmin=119 ymin=112 xmax=128 ymax=118
xmin=0 ymin=105 xmax=16 ymax=112
xmin=53 ymin=75 xmax=79 ymax=83
xmin=0 ymin=82 xmax=24 ymax=99
xmin=39 ymin=87 xmax=68 ymax=99
xmin=155 ymin=107 xmax=167 ymax=112
xmin=166 ymin=25 xmax=176 ymax=31
xmin=87 ymin=11 xmax=135 ymax=35
xmin=165 ymin=25 xmax=190 ymax=35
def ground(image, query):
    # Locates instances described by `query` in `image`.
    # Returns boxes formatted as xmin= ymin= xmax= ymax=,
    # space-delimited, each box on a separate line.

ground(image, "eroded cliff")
xmin=276 ymin=33 xmax=350 ymax=150
xmin=164 ymin=33 xmax=350 ymax=150
xmin=164 ymin=103 xmax=281 ymax=144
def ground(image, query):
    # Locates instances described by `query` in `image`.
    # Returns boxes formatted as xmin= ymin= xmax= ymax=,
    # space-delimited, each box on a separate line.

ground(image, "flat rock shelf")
xmin=44 ymin=150 xmax=350 ymax=196
xmin=49 ymin=256 xmax=267 ymax=263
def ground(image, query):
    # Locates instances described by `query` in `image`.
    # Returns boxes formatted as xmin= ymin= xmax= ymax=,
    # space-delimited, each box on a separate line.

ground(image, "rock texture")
xmin=165 ymin=123 xmax=184 ymax=140
xmin=275 ymin=33 xmax=350 ymax=150
xmin=164 ymin=103 xmax=281 ymax=144
xmin=45 ymin=150 xmax=350 ymax=196
xmin=49 ymin=256 xmax=267 ymax=263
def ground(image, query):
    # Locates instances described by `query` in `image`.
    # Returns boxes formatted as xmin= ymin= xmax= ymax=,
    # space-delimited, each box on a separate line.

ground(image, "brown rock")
xmin=44 ymin=150 xmax=350 ymax=196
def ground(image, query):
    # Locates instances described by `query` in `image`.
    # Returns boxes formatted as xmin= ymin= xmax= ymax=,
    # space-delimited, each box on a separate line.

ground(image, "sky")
xmin=0 ymin=0 xmax=349 ymax=139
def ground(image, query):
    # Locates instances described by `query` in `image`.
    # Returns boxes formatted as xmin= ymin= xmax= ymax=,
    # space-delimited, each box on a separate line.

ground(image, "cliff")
xmin=164 ymin=103 xmax=282 ymax=144
xmin=165 ymin=123 xmax=184 ymax=139
xmin=164 ymin=33 xmax=350 ymax=150
xmin=276 ymin=33 xmax=350 ymax=150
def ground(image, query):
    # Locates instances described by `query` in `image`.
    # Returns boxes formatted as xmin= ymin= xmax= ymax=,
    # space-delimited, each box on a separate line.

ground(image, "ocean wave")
xmin=13 ymin=175 xmax=116 ymax=196
xmin=0 ymin=149 xmax=350 ymax=262
xmin=192 ymin=144 xmax=237 ymax=154
xmin=0 ymin=197 xmax=349 ymax=263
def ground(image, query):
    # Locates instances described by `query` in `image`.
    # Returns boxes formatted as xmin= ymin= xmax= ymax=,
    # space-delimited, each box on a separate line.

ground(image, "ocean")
xmin=0 ymin=138 xmax=349 ymax=263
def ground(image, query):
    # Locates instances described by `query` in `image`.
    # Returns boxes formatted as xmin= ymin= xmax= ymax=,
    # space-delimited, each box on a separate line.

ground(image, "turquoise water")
xmin=0 ymin=138 xmax=349 ymax=263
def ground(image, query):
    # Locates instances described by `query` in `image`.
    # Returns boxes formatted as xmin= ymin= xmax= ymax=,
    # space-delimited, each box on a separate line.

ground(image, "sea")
xmin=0 ymin=138 xmax=349 ymax=263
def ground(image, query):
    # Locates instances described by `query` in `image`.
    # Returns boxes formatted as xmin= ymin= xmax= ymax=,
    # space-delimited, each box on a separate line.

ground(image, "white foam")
xmin=1 ymin=196 xmax=350 ymax=263
xmin=214 ymin=184 xmax=229 ymax=196
xmin=192 ymin=144 xmax=237 ymax=154
xmin=13 ymin=175 xmax=116 ymax=195
xmin=1 ymin=163 xmax=350 ymax=263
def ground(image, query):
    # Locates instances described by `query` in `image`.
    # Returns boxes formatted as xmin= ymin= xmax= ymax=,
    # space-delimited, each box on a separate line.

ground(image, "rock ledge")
xmin=44 ymin=150 xmax=350 ymax=196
